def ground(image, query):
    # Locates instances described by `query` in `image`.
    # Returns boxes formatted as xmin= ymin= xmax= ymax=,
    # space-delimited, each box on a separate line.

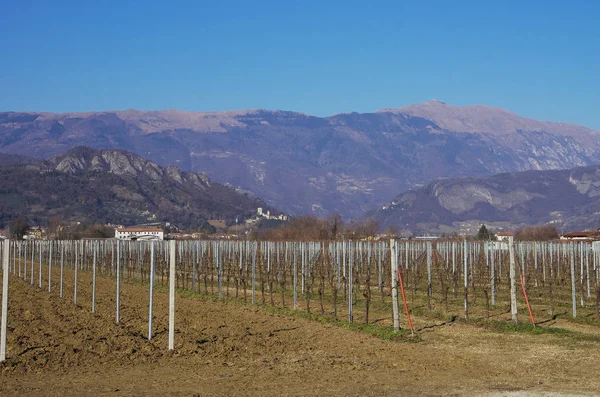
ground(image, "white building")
xmin=115 ymin=227 xmax=164 ymax=241
xmin=487 ymin=231 xmax=513 ymax=251
xmin=257 ymin=207 xmax=288 ymax=221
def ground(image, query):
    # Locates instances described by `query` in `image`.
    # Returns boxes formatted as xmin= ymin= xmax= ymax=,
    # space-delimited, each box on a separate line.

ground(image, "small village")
xmin=4 ymin=215 xmax=600 ymax=248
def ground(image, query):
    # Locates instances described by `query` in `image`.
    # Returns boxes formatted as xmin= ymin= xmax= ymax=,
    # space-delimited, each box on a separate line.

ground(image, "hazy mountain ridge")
xmin=0 ymin=147 xmax=275 ymax=228
xmin=369 ymin=165 xmax=600 ymax=234
xmin=2 ymin=101 xmax=600 ymax=219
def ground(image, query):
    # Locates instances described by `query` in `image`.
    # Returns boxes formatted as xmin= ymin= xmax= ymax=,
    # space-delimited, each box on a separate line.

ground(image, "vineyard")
xmin=3 ymin=239 xmax=600 ymax=325
xmin=1 ymin=238 xmax=600 ymax=396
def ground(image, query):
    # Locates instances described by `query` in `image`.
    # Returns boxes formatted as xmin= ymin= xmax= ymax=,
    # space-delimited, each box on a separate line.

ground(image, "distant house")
xmin=25 ymin=226 xmax=47 ymax=240
xmin=494 ymin=231 xmax=514 ymax=241
xmin=165 ymin=232 xmax=194 ymax=240
xmin=115 ymin=227 xmax=164 ymax=241
xmin=560 ymin=231 xmax=600 ymax=241
xmin=413 ymin=235 xmax=438 ymax=241
xmin=488 ymin=231 xmax=513 ymax=251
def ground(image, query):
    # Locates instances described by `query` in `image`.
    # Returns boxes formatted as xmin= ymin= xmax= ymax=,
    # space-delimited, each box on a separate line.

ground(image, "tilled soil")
xmin=1 ymin=268 xmax=599 ymax=397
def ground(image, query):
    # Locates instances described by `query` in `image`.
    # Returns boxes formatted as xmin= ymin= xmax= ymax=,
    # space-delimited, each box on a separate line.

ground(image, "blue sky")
xmin=1 ymin=1 xmax=599 ymax=128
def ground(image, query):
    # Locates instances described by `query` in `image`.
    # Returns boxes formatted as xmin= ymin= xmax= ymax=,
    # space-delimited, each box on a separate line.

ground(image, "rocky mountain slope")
xmin=2 ymin=101 xmax=599 ymax=218
xmin=0 ymin=147 xmax=275 ymax=229
xmin=369 ymin=165 xmax=600 ymax=234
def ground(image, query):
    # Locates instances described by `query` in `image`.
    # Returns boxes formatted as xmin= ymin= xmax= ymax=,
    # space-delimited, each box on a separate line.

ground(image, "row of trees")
xmin=477 ymin=224 xmax=559 ymax=241
xmin=256 ymin=214 xmax=386 ymax=241
xmin=7 ymin=217 xmax=115 ymax=240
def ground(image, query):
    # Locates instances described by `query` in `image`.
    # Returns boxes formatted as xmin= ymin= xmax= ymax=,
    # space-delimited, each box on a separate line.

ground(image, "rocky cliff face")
xmin=370 ymin=165 xmax=600 ymax=234
xmin=0 ymin=147 xmax=275 ymax=228
xmin=2 ymin=101 xmax=599 ymax=219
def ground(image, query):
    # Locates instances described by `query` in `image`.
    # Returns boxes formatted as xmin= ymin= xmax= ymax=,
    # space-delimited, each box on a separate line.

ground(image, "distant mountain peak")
xmin=376 ymin=101 xmax=597 ymax=138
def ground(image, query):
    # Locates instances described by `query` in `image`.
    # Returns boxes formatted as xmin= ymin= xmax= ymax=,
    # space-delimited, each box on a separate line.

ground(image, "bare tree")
xmin=9 ymin=217 xmax=30 ymax=240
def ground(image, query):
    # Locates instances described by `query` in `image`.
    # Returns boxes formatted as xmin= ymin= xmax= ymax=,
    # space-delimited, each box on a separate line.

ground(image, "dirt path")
xmin=1 ymin=269 xmax=599 ymax=396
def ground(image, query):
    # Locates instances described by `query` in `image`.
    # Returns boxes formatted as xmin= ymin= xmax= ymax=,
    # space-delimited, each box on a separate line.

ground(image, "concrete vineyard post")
xmin=218 ymin=242 xmax=223 ymax=300
xmin=169 ymin=240 xmax=176 ymax=350
xmin=24 ymin=242 xmax=27 ymax=281
xmin=92 ymin=243 xmax=97 ymax=313
xmin=116 ymin=241 xmax=121 ymax=323
xmin=542 ymin=242 xmax=547 ymax=282
xmin=192 ymin=242 xmax=197 ymax=294
xmin=452 ymin=242 xmax=456 ymax=296
xmin=17 ymin=243 xmax=21 ymax=278
xmin=509 ymin=236 xmax=518 ymax=323
xmin=38 ymin=243 xmax=42 ymax=289
xmin=149 ymin=242 xmax=155 ymax=340
xmin=0 ymin=240 xmax=10 ymax=362
xmin=30 ymin=241 xmax=34 ymax=285
xmin=348 ymin=242 xmax=353 ymax=323
xmin=60 ymin=242 xmax=64 ymax=298
xmin=251 ymin=242 xmax=256 ymax=305
xmin=491 ymin=242 xmax=495 ymax=306
xmin=390 ymin=239 xmax=400 ymax=332
xmin=293 ymin=244 xmax=297 ymax=309
xmin=48 ymin=242 xmax=52 ymax=292
xmin=570 ymin=243 xmax=577 ymax=318
xmin=74 ymin=241 xmax=78 ymax=305
xmin=301 ymin=242 xmax=305 ymax=294
xmin=463 ymin=240 xmax=468 ymax=319
xmin=580 ymin=244 xmax=585 ymax=307
xmin=586 ymin=244 xmax=591 ymax=298
xmin=427 ymin=242 xmax=432 ymax=309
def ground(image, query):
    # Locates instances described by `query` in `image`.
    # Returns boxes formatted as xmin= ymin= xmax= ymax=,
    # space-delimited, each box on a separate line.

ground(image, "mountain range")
xmin=2 ymin=101 xmax=600 ymax=221
xmin=0 ymin=147 xmax=275 ymax=229
xmin=369 ymin=165 xmax=600 ymax=234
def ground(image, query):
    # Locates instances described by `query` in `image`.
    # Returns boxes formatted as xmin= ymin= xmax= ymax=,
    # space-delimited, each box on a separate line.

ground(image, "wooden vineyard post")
xmin=520 ymin=274 xmax=536 ymax=326
xmin=397 ymin=267 xmax=414 ymax=336
xmin=1 ymin=239 xmax=10 ymax=362
xmin=509 ymin=236 xmax=518 ymax=323
xmin=169 ymin=240 xmax=176 ymax=350
xmin=390 ymin=239 xmax=400 ymax=332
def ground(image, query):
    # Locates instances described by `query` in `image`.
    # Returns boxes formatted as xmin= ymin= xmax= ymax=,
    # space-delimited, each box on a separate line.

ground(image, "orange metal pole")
xmin=398 ymin=268 xmax=414 ymax=336
xmin=520 ymin=274 xmax=536 ymax=326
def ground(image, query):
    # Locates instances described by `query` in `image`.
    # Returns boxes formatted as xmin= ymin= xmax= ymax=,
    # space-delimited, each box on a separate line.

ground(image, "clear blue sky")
xmin=1 ymin=1 xmax=599 ymax=128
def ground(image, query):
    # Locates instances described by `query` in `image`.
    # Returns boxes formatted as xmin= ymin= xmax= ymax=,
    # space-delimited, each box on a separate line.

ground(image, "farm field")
xmin=1 ymin=263 xmax=600 ymax=396
xmin=1 ymin=239 xmax=600 ymax=396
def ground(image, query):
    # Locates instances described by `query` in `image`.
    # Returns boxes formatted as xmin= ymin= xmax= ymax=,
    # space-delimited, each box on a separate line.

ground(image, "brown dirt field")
xmin=1 ymin=267 xmax=600 ymax=397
